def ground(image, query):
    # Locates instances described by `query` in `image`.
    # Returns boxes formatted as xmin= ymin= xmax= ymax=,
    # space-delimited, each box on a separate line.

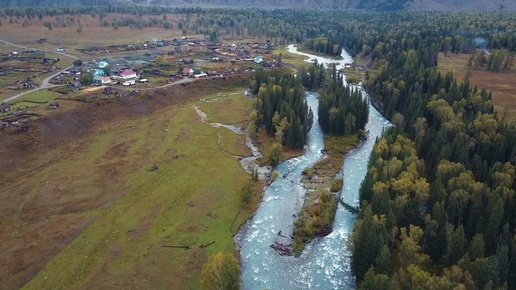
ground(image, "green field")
xmin=16 ymin=89 xmax=61 ymax=103
xmin=1 ymin=80 xmax=262 ymax=290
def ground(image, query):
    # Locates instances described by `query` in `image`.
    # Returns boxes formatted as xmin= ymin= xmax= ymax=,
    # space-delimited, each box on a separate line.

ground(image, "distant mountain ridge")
xmin=1 ymin=0 xmax=515 ymax=11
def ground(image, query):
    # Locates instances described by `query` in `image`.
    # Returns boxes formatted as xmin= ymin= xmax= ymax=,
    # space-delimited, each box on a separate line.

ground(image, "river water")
xmin=236 ymin=45 xmax=391 ymax=290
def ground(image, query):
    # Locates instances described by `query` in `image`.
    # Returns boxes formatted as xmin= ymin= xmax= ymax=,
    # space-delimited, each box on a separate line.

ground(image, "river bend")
xmin=236 ymin=45 xmax=391 ymax=290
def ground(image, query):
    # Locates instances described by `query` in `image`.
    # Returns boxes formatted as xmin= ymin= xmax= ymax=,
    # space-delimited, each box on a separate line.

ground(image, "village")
xmin=0 ymin=36 xmax=278 ymax=132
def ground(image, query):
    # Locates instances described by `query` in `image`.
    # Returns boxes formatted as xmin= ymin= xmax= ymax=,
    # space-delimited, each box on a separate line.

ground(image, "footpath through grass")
xmin=20 ymin=90 xmax=261 ymax=289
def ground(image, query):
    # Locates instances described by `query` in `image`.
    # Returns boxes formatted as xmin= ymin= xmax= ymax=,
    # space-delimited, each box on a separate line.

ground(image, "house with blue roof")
xmin=94 ymin=69 xmax=106 ymax=76
xmin=254 ymin=56 xmax=264 ymax=64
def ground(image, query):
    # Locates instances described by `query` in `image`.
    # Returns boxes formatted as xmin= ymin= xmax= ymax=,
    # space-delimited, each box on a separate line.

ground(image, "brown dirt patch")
xmin=0 ymin=13 xmax=205 ymax=58
xmin=302 ymin=157 xmax=344 ymax=191
xmin=127 ymin=204 xmax=162 ymax=239
xmin=0 ymin=215 xmax=94 ymax=290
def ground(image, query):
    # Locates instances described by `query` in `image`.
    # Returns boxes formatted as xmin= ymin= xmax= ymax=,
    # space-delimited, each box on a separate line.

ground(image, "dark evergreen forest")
xmin=248 ymin=9 xmax=514 ymax=289
xmin=251 ymin=69 xmax=312 ymax=150
xmin=251 ymin=61 xmax=369 ymax=149
xmin=244 ymin=9 xmax=516 ymax=289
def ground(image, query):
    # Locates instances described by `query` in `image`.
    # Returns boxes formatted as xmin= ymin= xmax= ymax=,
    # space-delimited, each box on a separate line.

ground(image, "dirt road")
xmin=1 ymin=39 xmax=233 ymax=103
xmin=1 ymin=66 xmax=74 ymax=104
xmin=1 ymin=38 xmax=78 ymax=104
xmin=0 ymin=39 xmax=78 ymax=60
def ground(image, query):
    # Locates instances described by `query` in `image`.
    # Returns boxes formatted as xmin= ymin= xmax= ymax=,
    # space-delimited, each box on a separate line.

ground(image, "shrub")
xmin=200 ymin=252 xmax=240 ymax=290
xmin=241 ymin=179 xmax=253 ymax=206
xmin=330 ymin=178 xmax=343 ymax=192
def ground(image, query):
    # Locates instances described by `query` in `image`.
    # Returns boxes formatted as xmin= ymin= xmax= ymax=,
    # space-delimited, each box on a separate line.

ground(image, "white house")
xmin=123 ymin=79 xmax=136 ymax=86
xmin=194 ymin=73 xmax=207 ymax=79
xmin=118 ymin=69 xmax=137 ymax=80
xmin=94 ymin=75 xmax=112 ymax=85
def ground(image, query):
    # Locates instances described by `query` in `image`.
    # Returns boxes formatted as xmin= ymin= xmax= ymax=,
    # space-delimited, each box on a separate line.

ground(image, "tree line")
xmin=303 ymin=37 xmax=342 ymax=57
xmin=251 ymin=60 xmax=370 ymax=152
xmin=296 ymin=61 xmax=369 ymax=137
xmin=3 ymin=9 xmax=516 ymax=57
xmin=317 ymin=65 xmax=368 ymax=136
xmin=0 ymin=0 xmax=413 ymax=11
xmin=467 ymin=50 xmax=514 ymax=72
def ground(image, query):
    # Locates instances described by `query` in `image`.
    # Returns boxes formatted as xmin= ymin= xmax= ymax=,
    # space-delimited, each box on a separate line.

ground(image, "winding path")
xmin=1 ymin=38 xmax=78 ymax=104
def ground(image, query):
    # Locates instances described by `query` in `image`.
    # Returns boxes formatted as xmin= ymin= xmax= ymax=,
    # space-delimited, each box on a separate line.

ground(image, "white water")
xmin=236 ymin=45 xmax=391 ymax=290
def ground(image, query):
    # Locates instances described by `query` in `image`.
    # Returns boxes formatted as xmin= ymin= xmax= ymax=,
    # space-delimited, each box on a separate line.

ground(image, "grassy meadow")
xmin=437 ymin=51 xmax=516 ymax=121
xmin=0 ymin=78 xmax=263 ymax=289
xmin=16 ymin=89 xmax=61 ymax=102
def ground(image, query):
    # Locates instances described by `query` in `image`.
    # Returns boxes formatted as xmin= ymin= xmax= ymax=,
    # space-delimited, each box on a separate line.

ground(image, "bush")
xmin=268 ymin=142 xmax=282 ymax=165
xmin=200 ymin=252 xmax=240 ymax=290
xmin=302 ymin=168 xmax=315 ymax=179
xmin=241 ymin=180 xmax=253 ymax=206
xmin=330 ymin=178 xmax=343 ymax=192
xmin=346 ymin=75 xmax=361 ymax=84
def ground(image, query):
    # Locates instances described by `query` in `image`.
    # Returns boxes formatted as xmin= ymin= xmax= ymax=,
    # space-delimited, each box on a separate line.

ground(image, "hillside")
xmin=0 ymin=77 xmax=262 ymax=290
xmin=1 ymin=0 xmax=515 ymax=11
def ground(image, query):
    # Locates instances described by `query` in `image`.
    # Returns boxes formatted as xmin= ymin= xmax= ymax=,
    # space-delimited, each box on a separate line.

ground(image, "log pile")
xmin=270 ymin=242 xmax=293 ymax=256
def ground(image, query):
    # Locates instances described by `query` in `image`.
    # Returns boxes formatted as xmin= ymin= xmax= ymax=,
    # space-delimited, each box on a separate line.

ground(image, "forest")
xmin=1 ymin=5 xmax=516 ymax=289
xmin=251 ymin=61 xmax=369 ymax=151
xmin=348 ymin=12 xmax=516 ymax=290
xmin=0 ymin=0 xmax=411 ymax=10
xmin=244 ymin=9 xmax=516 ymax=289
xmin=251 ymin=69 xmax=312 ymax=150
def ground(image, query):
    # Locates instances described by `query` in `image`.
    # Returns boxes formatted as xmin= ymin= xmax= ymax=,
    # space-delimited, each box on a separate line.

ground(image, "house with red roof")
xmin=182 ymin=67 xmax=194 ymax=77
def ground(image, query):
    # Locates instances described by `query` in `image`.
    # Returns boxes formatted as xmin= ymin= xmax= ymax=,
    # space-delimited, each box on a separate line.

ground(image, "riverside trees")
xmin=318 ymin=75 xmax=368 ymax=136
xmin=251 ymin=63 xmax=367 ymax=255
xmin=251 ymin=64 xmax=368 ymax=157
xmin=297 ymin=62 xmax=369 ymax=137
xmin=252 ymin=69 xmax=312 ymax=150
